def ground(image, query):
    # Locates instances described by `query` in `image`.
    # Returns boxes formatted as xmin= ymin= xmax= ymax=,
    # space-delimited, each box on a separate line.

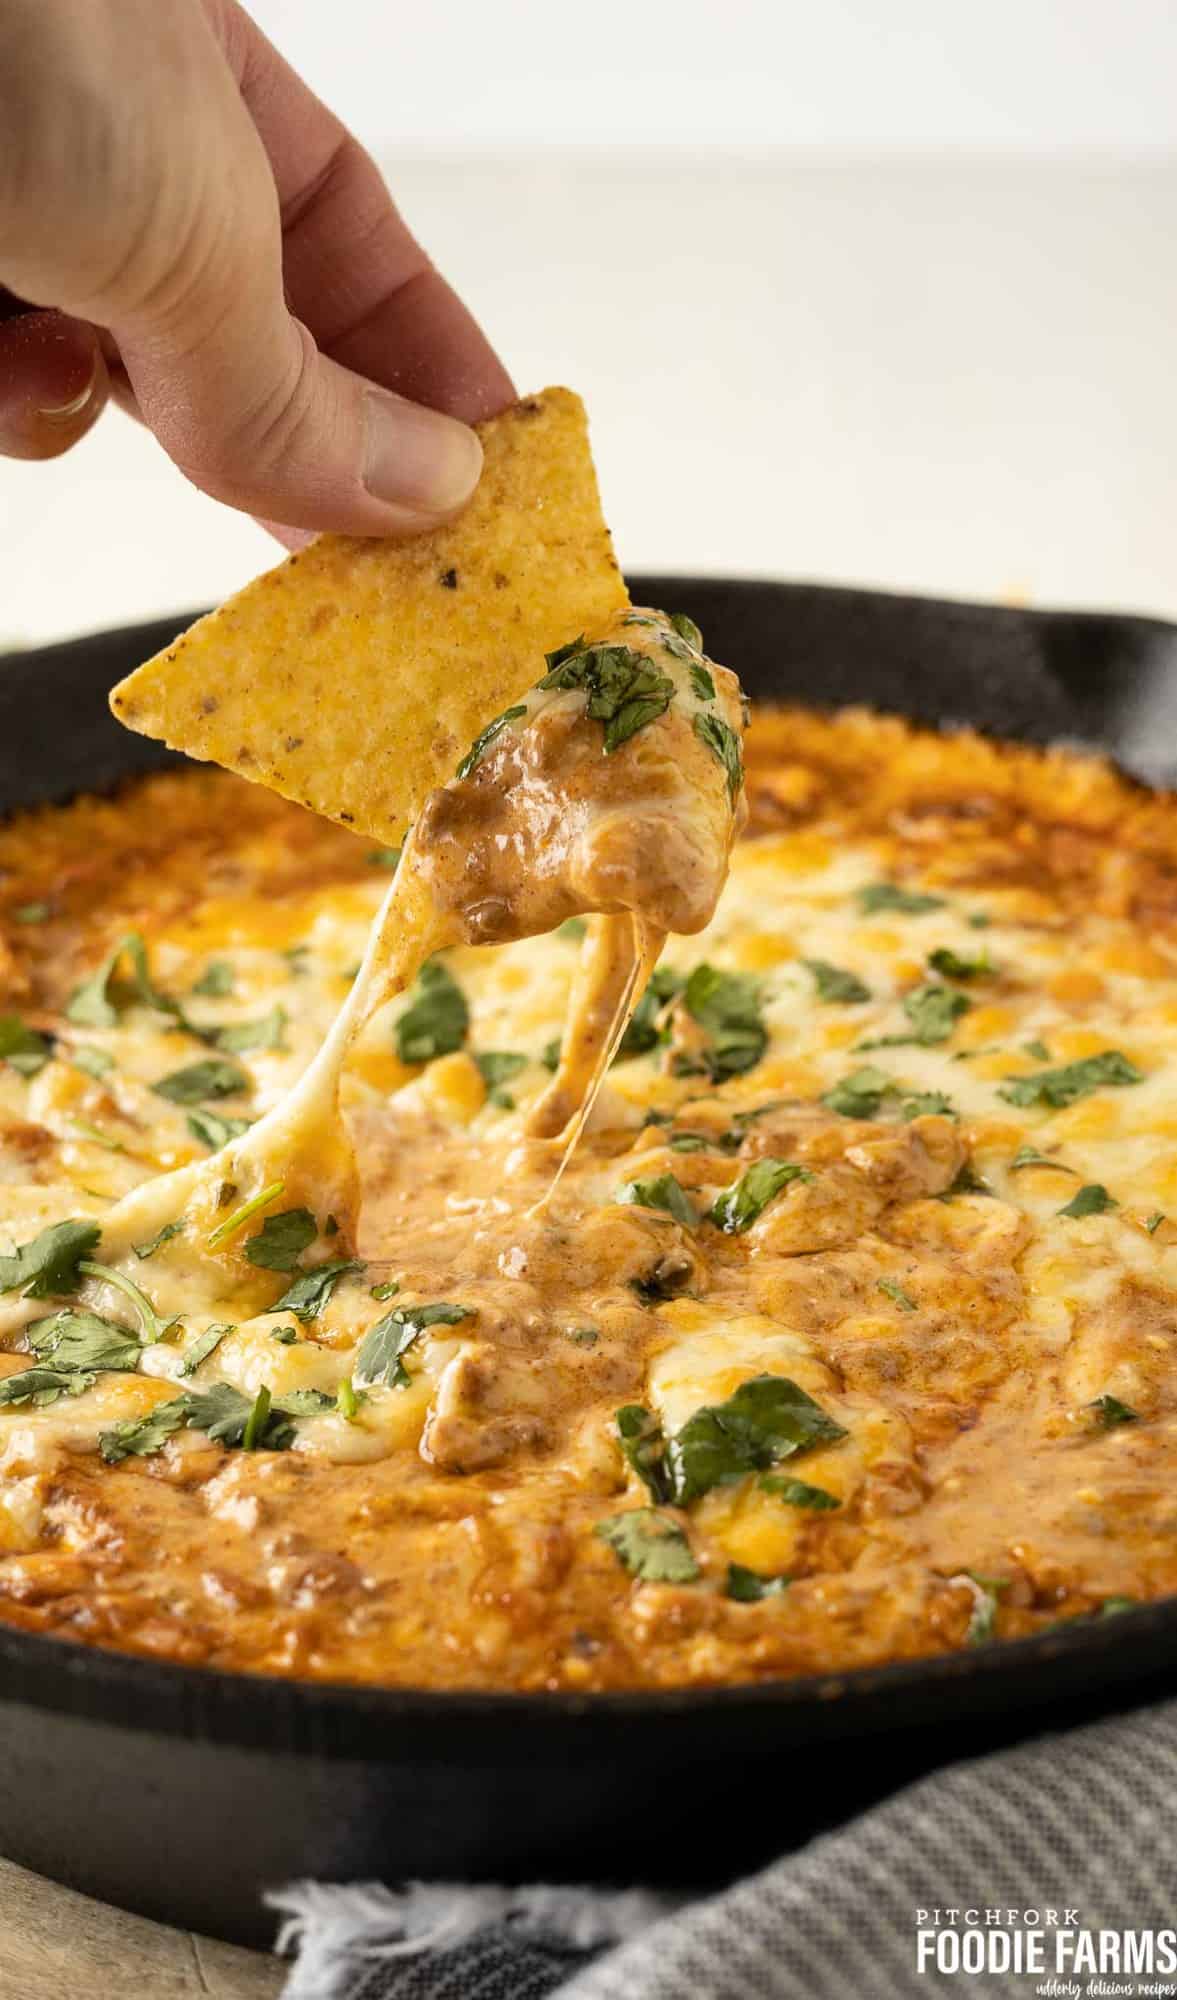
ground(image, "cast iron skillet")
xmin=1 ymin=577 xmax=1176 ymax=1948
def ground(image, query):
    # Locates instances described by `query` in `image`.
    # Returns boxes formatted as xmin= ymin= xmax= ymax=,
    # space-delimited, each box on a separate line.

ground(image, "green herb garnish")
xmin=725 ymin=1563 xmax=790 ymax=1602
xmin=900 ymin=1090 xmax=957 ymax=1120
xmin=181 ymin=1324 xmax=232 ymax=1375
xmin=594 ymin=1508 xmax=699 ymax=1583
xmin=368 ymin=846 xmax=402 ymax=871
xmin=759 ymin=1473 xmax=840 ymax=1510
xmin=963 ymin=1571 xmax=1008 ymax=1646
xmin=877 ymin=1277 xmax=917 ymax=1312
xmin=1146 ymin=1211 xmax=1166 ymax=1235
xmin=928 ymin=947 xmax=993 ymax=980
xmin=12 ymin=901 xmax=49 ymax=924
xmin=0 ymin=1218 xmax=101 ymax=1298
xmin=186 ymin=1109 xmax=252 ymax=1152
xmin=678 ymin=964 xmax=766 ymax=1082
xmin=0 ymin=1366 xmax=98 ymax=1410
xmin=857 ymin=883 xmax=945 ymax=916
xmin=27 ymin=1308 xmax=141 ymax=1373
xmin=693 ymin=712 xmax=744 ymax=804
xmin=67 ymin=932 xmax=185 ymax=1031
xmin=456 ymin=704 xmax=529 ymax=779
xmin=1010 ymin=1144 xmax=1076 ymax=1174
xmin=132 ymin=1218 xmax=185 ymax=1261
xmin=688 ymin=662 xmax=716 ymax=701
xmin=191 ymin=960 xmax=234 ymax=998
xmin=556 ymin=917 xmax=587 ymax=942
xmin=708 ymin=1159 xmax=812 ymax=1234
xmin=1058 ymin=1183 xmax=1117 ymax=1220
xmin=666 ymin=1374 xmax=847 ymax=1505
xmin=998 ymin=1050 xmax=1143 ymax=1109
xmin=475 ymin=1050 xmax=528 ymax=1108
xmin=77 ymin=1259 xmax=175 ymax=1345
xmin=0 ymin=1015 xmax=52 ymax=1077
xmin=395 ymin=959 xmax=468 ymax=1064
xmin=370 ymin=1280 xmax=399 ymax=1301
xmin=70 ymin=1045 xmax=115 ymax=1080
xmin=804 ymin=959 xmax=871 ymax=1006
xmin=354 ymin=1301 xmax=472 ymax=1389
xmin=153 ymin=1057 xmax=249 ymax=1105
xmin=214 ymin=1007 xmax=287 ymax=1054
xmin=615 ymin=1405 xmax=670 ymax=1501
xmin=821 ymin=1065 xmax=895 ymax=1119
xmin=243 ymin=1206 xmax=316 ymax=1273
xmin=539 ymin=643 xmax=675 ymax=754
xmin=862 ymin=983 xmax=971 ymax=1048
xmin=615 ymin=1176 xmax=697 ymax=1230
xmin=615 ymin=967 xmax=683 ymax=1061
xmin=669 ymin=612 xmax=704 ymax=651
xmin=272 ymin=1258 xmax=364 ymax=1322
xmin=1088 ymin=1393 xmax=1138 ymax=1430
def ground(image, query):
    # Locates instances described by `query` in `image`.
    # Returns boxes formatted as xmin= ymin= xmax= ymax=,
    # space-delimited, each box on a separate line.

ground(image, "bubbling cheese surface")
xmin=0 ymin=703 xmax=1176 ymax=1689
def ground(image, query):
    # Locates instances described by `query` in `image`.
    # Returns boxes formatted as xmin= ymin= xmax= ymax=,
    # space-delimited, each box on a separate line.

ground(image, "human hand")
xmin=0 ymin=0 xmax=513 ymax=539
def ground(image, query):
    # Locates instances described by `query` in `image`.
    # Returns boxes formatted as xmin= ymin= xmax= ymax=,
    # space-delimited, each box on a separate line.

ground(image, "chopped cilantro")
xmin=541 ymin=1038 xmax=562 ymax=1072
xmin=940 ymin=1163 xmax=993 ymax=1199
xmin=191 ymin=960 xmax=234 ymax=998
xmin=206 ymin=1180 xmax=286 ymax=1250
xmin=556 ymin=917 xmax=587 ymax=942
xmin=666 ymin=1374 xmax=847 ymax=1504
xmin=475 ymin=1050 xmax=528 ymax=1108
xmin=1099 ymin=1596 xmax=1137 ymax=1618
xmin=615 ymin=967 xmax=683 ymax=1061
xmin=688 ymin=661 xmax=716 ymax=701
xmin=900 ymin=1090 xmax=957 ymax=1120
xmin=615 ymin=1175 xmax=697 ymax=1229
xmin=615 ymin=1404 xmax=670 ymax=1501
xmin=1058 ymin=1183 xmax=1117 ymax=1220
xmin=669 ymin=611 xmax=704 ymax=651
xmin=1088 ymin=1393 xmax=1138 ymax=1430
xmin=336 ymin=1377 xmax=360 ymax=1421
xmin=186 ymin=1380 xmax=294 ymax=1452
xmin=243 ymin=1207 xmax=317 ymax=1273
xmin=1146 ymin=1211 xmax=1167 ymax=1235
xmin=998 ymin=1050 xmax=1143 ymax=1109
xmin=963 ymin=1571 xmax=1008 ymax=1646
xmin=181 ymin=1323 xmax=232 ymax=1375
xmin=1010 ymin=1144 xmax=1076 ymax=1174
xmin=629 ymin=1253 xmax=694 ymax=1306
xmin=271 ymin=1325 xmax=299 ymax=1345
xmin=693 ymin=712 xmax=744 ymax=804
xmin=132 ymin=1218 xmax=184 ymax=1261
xmin=594 ymin=1508 xmax=699 ymax=1583
xmin=877 ymin=1277 xmax=917 ymax=1312
xmin=679 ymin=964 xmax=767 ymax=1081
xmin=69 ymin=1120 xmax=123 ymax=1152
xmin=395 ymin=959 xmax=468 ymax=1064
xmin=928 ymin=947 xmax=994 ymax=980
xmin=726 ymin=1564 xmax=790 ymax=1602
xmin=67 ymin=932 xmax=185 ymax=1031
xmin=708 ymin=1159 xmax=812 ymax=1234
xmin=968 ymin=911 xmax=991 ymax=929
xmin=1023 ymin=1039 xmax=1050 ymax=1061
xmin=368 ymin=846 xmax=402 ymax=871
xmin=803 ymin=959 xmax=871 ymax=1005
xmin=97 ymin=1398 xmax=189 ymax=1460
xmin=153 ymin=1057 xmax=249 ymax=1105
xmin=759 ymin=1473 xmax=840 ymax=1510
xmin=862 ymin=983 xmax=970 ymax=1048
xmin=539 ymin=643 xmax=675 ymax=754
xmin=0 ymin=1366 xmax=97 ymax=1410
xmin=0 ymin=1218 xmax=101 ymax=1299
xmin=857 ymin=883 xmax=945 ymax=915
xmin=456 ymin=703 xmax=529 ymax=779
xmin=27 ymin=1308 xmax=141 ymax=1373
xmin=0 ymin=1015 xmax=52 ymax=1077
xmin=370 ymin=1280 xmax=399 ymax=1301
xmin=821 ymin=1065 xmax=895 ymax=1119
xmin=242 ymin=1385 xmax=272 ymax=1451
xmin=567 ymin=1326 xmax=599 ymax=1347
xmin=272 ymin=1258 xmax=364 ymax=1321
xmin=186 ymin=1109 xmax=252 ymax=1152
xmin=214 ymin=1006 xmax=287 ymax=1054
xmin=354 ymin=1301 xmax=472 ymax=1389
xmin=77 ymin=1259 xmax=175 ymax=1345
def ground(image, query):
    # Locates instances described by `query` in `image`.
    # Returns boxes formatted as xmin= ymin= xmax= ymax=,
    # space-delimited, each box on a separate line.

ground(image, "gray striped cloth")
xmin=272 ymin=1695 xmax=1177 ymax=2000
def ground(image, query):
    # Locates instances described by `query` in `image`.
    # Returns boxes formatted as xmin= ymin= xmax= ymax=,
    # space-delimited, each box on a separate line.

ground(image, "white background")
xmin=3 ymin=1 xmax=1177 ymax=647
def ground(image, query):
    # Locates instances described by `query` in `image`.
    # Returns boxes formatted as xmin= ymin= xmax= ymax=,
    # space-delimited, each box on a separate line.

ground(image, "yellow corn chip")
xmin=110 ymin=388 xmax=627 ymax=845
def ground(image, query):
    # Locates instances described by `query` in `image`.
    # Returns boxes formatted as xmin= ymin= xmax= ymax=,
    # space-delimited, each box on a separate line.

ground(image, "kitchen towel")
xmin=271 ymin=1691 xmax=1177 ymax=2000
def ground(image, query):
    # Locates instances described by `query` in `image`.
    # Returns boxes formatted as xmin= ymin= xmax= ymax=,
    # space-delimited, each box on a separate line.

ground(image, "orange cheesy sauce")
xmin=0 ymin=707 xmax=1176 ymax=1689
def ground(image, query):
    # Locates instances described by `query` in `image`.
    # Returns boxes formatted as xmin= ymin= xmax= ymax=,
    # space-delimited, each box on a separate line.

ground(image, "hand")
xmin=0 ymin=0 xmax=514 ymax=539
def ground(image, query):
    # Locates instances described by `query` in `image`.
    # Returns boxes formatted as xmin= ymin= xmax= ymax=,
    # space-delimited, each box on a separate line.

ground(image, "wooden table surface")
xmin=0 ymin=1857 xmax=284 ymax=2000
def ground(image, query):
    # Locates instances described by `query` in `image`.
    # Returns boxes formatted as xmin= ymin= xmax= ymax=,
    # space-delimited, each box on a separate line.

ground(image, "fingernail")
xmin=363 ymin=389 xmax=482 ymax=516
xmin=37 ymin=353 xmax=101 ymax=424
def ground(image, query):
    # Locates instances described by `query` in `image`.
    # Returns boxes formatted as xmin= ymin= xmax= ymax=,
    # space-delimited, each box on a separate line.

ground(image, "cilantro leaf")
xmin=679 ymin=964 xmax=767 ymax=1082
xmin=395 ymin=959 xmax=469 ymax=1064
xmin=927 ymin=947 xmax=993 ymax=980
xmin=0 ymin=1015 xmax=52 ymax=1077
xmin=70 ymin=1045 xmax=115 ymax=1080
xmin=900 ymin=1090 xmax=957 ymax=1120
xmin=556 ymin=916 xmax=587 ymax=942
xmin=615 ymin=967 xmax=683 ymax=1061
xmin=368 ymin=846 xmax=402 ymax=871
xmin=963 ymin=1571 xmax=1008 ymax=1646
xmin=1009 ymin=1144 xmax=1077 ymax=1174
xmin=67 ymin=932 xmax=185 ymax=1030
xmin=455 ymin=703 xmax=529 ymax=779
xmin=191 ymin=960 xmax=234 ymax=997
xmin=153 ymin=1057 xmax=249 ymax=1105
xmin=693 ymin=712 xmax=744 ymax=803
xmin=181 ymin=1323 xmax=232 ymax=1375
xmin=999 ymin=1050 xmax=1143 ymax=1109
xmin=1059 ymin=1183 xmax=1117 ymax=1220
xmin=1088 ymin=1393 xmax=1138 ymax=1430
xmin=244 ymin=1208 xmax=317 ymax=1273
xmin=133 ymin=1218 xmax=184 ymax=1261
xmin=98 ymin=1398 xmax=189 ymax=1461
xmin=594 ymin=1508 xmax=699 ymax=1583
xmin=876 ymin=1277 xmax=917 ymax=1312
xmin=354 ymin=1301 xmax=472 ymax=1388
xmin=666 ymin=1374 xmax=847 ymax=1504
xmin=615 ymin=1404 xmax=670 ymax=1501
xmin=26 ymin=1309 xmax=141 ymax=1373
xmin=539 ymin=643 xmax=675 ymax=753
xmin=1146 ymin=1211 xmax=1167 ymax=1235
xmin=689 ymin=661 xmax=716 ymax=701
xmin=615 ymin=1175 xmax=697 ymax=1229
xmin=0 ymin=1218 xmax=101 ymax=1298
xmin=708 ymin=1158 xmax=812 ymax=1234
xmin=726 ymin=1563 xmax=790 ymax=1601
xmin=893 ymin=983 xmax=972 ymax=1046
xmin=474 ymin=1049 xmax=528 ymax=1108
xmin=803 ymin=960 xmax=871 ymax=1005
xmin=0 ymin=1366 xmax=97 ymax=1409
xmin=186 ymin=1109 xmax=252 ymax=1152
xmin=759 ymin=1473 xmax=840 ymax=1510
xmin=857 ymin=883 xmax=945 ymax=915
xmin=183 ymin=1381 xmax=296 ymax=1451
xmin=669 ymin=611 xmax=704 ymax=651
xmin=213 ymin=1006 xmax=287 ymax=1054
xmin=821 ymin=1065 xmax=895 ymax=1119
xmin=272 ymin=1258 xmax=364 ymax=1321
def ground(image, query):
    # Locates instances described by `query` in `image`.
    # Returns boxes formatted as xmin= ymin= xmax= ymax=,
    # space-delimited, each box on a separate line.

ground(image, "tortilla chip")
xmin=110 ymin=388 xmax=627 ymax=845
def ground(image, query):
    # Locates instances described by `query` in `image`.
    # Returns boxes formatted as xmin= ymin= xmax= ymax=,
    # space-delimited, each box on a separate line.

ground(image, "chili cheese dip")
xmin=0 ymin=701 xmax=1174 ymax=1688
